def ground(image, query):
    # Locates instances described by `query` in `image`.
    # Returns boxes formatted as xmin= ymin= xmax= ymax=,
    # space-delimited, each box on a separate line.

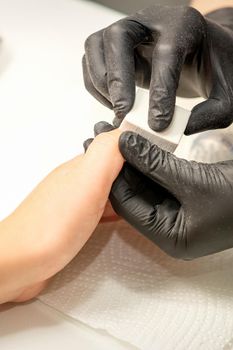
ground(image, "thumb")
xmin=81 ymin=129 xmax=124 ymax=212
xmin=185 ymin=98 xmax=233 ymax=135
xmin=119 ymin=131 xmax=192 ymax=200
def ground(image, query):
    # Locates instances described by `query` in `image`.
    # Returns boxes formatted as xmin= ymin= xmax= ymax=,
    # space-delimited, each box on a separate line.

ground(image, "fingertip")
xmin=111 ymin=89 xmax=135 ymax=127
xmin=185 ymin=98 xmax=232 ymax=135
xmin=184 ymin=124 xmax=197 ymax=136
xmin=184 ymin=122 xmax=205 ymax=135
xmin=148 ymin=117 xmax=170 ymax=131
xmin=119 ymin=131 xmax=150 ymax=161
xmin=148 ymin=109 xmax=172 ymax=131
xmin=82 ymin=129 xmax=123 ymax=196
xmin=119 ymin=131 xmax=137 ymax=153
xmin=184 ymin=108 xmax=206 ymax=135
xmin=113 ymin=114 xmax=124 ymax=128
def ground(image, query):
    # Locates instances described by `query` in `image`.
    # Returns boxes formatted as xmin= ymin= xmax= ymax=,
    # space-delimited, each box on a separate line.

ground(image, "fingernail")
xmin=83 ymin=138 xmax=94 ymax=152
xmin=94 ymin=121 xmax=115 ymax=136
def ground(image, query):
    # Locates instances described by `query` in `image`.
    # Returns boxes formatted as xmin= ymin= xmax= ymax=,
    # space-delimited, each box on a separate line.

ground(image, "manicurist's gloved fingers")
xmin=148 ymin=38 xmax=186 ymax=131
xmin=82 ymin=55 xmax=112 ymax=109
xmin=185 ymin=97 xmax=233 ymax=135
xmin=83 ymin=5 xmax=233 ymax=134
xmin=118 ymin=131 xmax=194 ymax=201
xmin=103 ymin=19 xmax=150 ymax=126
xmin=183 ymin=8 xmax=233 ymax=135
xmin=94 ymin=121 xmax=115 ymax=136
xmin=84 ymin=30 xmax=111 ymax=102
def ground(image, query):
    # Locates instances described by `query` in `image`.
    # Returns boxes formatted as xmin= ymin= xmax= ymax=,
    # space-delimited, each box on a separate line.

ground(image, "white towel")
xmin=39 ymin=219 xmax=233 ymax=350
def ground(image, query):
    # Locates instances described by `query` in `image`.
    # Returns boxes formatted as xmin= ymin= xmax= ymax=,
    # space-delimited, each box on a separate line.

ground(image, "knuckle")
xmin=154 ymin=40 xmax=185 ymax=62
xmin=83 ymin=60 xmax=107 ymax=96
xmin=185 ymin=6 xmax=206 ymax=31
xmin=154 ymin=40 xmax=172 ymax=57
xmin=84 ymin=31 xmax=100 ymax=51
xmin=184 ymin=6 xmax=202 ymax=20
xmin=92 ymin=73 xmax=107 ymax=94
xmin=104 ymin=19 xmax=128 ymax=40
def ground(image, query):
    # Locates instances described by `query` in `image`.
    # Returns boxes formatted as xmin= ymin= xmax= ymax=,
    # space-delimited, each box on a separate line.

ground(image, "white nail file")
xmin=119 ymin=88 xmax=191 ymax=153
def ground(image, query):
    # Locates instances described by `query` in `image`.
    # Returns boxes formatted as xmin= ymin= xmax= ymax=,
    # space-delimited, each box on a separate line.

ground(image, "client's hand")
xmin=0 ymin=129 xmax=123 ymax=304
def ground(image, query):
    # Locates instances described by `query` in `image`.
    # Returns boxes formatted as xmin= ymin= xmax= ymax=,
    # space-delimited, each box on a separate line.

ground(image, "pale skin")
xmin=0 ymin=129 xmax=123 ymax=304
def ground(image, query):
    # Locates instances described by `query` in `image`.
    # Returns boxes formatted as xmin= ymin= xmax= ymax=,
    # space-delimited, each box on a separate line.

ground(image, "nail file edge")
xmin=120 ymin=120 xmax=177 ymax=153
xmin=119 ymin=88 xmax=191 ymax=153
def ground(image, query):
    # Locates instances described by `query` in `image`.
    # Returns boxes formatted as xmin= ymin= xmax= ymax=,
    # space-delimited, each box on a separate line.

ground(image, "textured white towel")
xmin=39 ymin=219 xmax=233 ymax=350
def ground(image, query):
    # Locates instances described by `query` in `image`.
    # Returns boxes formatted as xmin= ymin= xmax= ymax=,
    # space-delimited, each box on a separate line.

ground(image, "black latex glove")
xmin=83 ymin=6 xmax=233 ymax=134
xmin=94 ymin=121 xmax=233 ymax=260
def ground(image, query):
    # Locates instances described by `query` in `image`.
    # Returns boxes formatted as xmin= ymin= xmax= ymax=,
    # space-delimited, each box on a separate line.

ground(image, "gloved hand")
xmin=83 ymin=6 xmax=233 ymax=134
xmin=94 ymin=121 xmax=233 ymax=260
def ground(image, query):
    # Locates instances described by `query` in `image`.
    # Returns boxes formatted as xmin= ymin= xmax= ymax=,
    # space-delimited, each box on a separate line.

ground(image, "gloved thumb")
xmin=119 ymin=131 xmax=191 ymax=200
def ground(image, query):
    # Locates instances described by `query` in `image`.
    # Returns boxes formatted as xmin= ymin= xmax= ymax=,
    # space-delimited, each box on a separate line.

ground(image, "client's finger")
xmin=80 ymin=129 xmax=124 ymax=219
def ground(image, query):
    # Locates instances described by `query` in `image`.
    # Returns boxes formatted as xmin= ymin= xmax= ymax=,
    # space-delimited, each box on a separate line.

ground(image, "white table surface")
xmin=0 ymin=300 xmax=135 ymax=349
xmin=0 ymin=0 xmax=202 ymax=349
